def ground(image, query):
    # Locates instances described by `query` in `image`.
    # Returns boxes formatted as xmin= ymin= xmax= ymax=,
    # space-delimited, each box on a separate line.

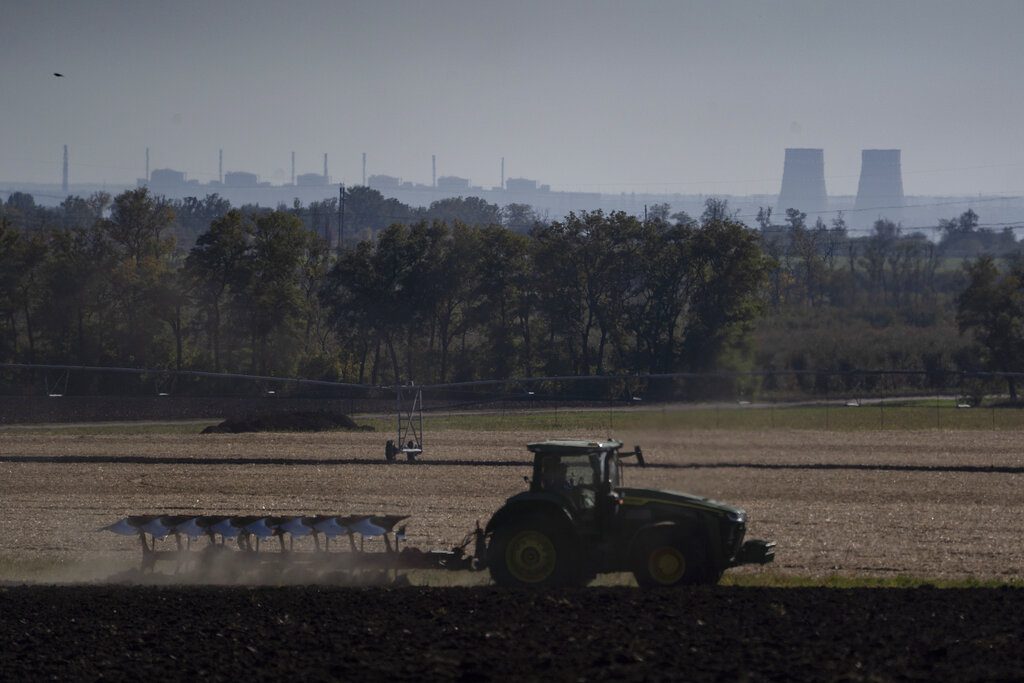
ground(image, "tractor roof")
xmin=527 ymin=439 xmax=623 ymax=455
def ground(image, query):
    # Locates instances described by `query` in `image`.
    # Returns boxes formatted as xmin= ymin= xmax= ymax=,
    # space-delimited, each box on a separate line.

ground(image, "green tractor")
xmin=485 ymin=439 xmax=774 ymax=587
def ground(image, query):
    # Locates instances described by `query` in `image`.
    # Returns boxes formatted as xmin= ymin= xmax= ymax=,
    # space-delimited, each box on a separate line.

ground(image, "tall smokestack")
xmin=291 ymin=151 xmax=295 ymax=185
xmin=145 ymin=147 xmax=150 ymax=183
xmin=501 ymin=157 xmax=505 ymax=190
xmin=62 ymin=145 xmax=69 ymax=196
xmin=218 ymin=149 xmax=223 ymax=183
xmin=432 ymin=154 xmax=436 ymax=188
xmin=855 ymin=149 xmax=904 ymax=214
xmin=323 ymin=153 xmax=328 ymax=182
xmin=362 ymin=152 xmax=366 ymax=186
xmin=776 ymin=148 xmax=827 ymax=216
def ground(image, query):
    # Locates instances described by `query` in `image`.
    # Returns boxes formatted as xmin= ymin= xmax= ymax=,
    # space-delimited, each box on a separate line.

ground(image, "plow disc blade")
xmin=312 ymin=517 xmax=349 ymax=537
xmin=244 ymin=518 xmax=277 ymax=539
xmin=100 ymin=518 xmax=142 ymax=536
xmin=209 ymin=518 xmax=241 ymax=539
xmin=140 ymin=518 xmax=172 ymax=539
xmin=350 ymin=518 xmax=386 ymax=537
xmin=279 ymin=517 xmax=313 ymax=537
xmin=172 ymin=517 xmax=206 ymax=540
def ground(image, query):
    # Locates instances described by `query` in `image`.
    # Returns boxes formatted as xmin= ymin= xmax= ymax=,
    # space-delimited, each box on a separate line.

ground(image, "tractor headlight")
xmin=726 ymin=510 xmax=747 ymax=524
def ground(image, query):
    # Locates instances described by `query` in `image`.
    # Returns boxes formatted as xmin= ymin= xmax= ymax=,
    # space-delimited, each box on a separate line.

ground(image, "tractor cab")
xmin=528 ymin=440 xmax=640 ymax=490
xmin=526 ymin=440 xmax=642 ymax=519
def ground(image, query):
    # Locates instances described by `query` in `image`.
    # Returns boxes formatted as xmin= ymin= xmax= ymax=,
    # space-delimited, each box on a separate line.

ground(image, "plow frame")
xmin=109 ymin=515 xmax=486 ymax=580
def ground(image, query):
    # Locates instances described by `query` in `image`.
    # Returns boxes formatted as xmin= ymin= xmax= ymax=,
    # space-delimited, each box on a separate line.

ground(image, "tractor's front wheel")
xmin=632 ymin=528 xmax=714 ymax=588
xmin=488 ymin=515 xmax=581 ymax=588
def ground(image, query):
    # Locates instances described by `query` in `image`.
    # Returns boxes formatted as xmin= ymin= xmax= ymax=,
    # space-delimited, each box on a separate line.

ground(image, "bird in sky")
xmin=53 ymin=72 xmax=64 ymax=77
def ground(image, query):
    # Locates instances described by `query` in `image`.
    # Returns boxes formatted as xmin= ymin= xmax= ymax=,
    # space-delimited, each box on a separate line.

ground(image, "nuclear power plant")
xmin=14 ymin=142 xmax=1024 ymax=234
xmin=855 ymin=149 xmax=904 ymax=213
xmin=773 ymin=147 xmax=907 ymax=222
xmin=776 ymin=148 xmax=827 ymax=216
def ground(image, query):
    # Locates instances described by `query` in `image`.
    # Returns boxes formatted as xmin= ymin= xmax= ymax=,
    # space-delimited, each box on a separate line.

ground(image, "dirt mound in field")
xmin=201 ymin=411 xmax=374 ymax=434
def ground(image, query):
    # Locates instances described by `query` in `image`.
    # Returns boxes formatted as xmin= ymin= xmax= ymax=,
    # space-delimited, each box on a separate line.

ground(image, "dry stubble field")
xmin=1 ymin=425 xmax=1022 ymax=582
xmin=5 ymin=423 xmax=1024 ymax=681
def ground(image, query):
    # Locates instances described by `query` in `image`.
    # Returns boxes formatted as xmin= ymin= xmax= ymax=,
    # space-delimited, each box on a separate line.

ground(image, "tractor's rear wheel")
xmin=632 ymin=528 xmax=713 ymax=588
xmin=488 ymin=515 xmax=580 ymax=588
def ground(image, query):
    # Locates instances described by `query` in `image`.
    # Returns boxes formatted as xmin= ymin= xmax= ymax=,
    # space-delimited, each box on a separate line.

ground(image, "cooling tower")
xmin=776 ymin=148 xmax=827 ymax=216
xmin=855 ymin=149 xmax=904 ymax=212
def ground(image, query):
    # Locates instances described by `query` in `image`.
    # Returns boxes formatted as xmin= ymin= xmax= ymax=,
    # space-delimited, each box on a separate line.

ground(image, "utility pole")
xmin=323 ymin=153 xmax=329 ymax=182
xmin=362 ymin=152 xmax=366 ymax=185
xmin=338 ymin=184 xmax=345 ymax=252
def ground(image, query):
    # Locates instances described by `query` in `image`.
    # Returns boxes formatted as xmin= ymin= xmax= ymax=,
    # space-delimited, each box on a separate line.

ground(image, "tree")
xmin=104 ymin=188 xmax=175 ymax=266
xmin=101 ymin=188 xmax=176 ymax=365
xmin=626 ymin=219 xmax=693 ymax=372
xmin=3 ymin=192 xmax=41 ymax=231
xmin=860 ymin=219 xmax=899 ymax=303
xmin=186 ymin=210 xmax=250 ymax=371
xmin=40 ymin=223 xmax=115 ymax=365
xmin=342 ymin=186 xmax=415 ymax=240
xmin=242 ymin=210 xmax=311 ymax=375
xmin=172 ymin=194 xmax=231 ymax=244
xmin=956 ymin=255 xmax=1024 ymax=400
xmin=422 ymin=197 xmax=501 ymax=226
xmin=679 ymin=206 xmax=770 ymax=372
xmin=647 ymin=203 xmax=671 ymax=223
xmin=501 ymin=203 xmax=541 ymax=232
xmin=940 ymin=209 xmax=979 ymax=237
xmin=149 ymin=266 xmax=192 ymax=371
xmin=472 ymin=226 xmax=533 ymax=378
xmin=61 ymin=192 xmax=111 ymax=232
xmin=430 ymin=223 xmax=481 ymax=381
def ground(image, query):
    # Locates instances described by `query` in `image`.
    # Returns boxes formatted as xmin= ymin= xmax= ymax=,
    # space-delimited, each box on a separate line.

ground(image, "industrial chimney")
xmin=855 ymin=149 xmax=904 ymax=214
xmin=62 ymin=145 xmax=69 ymax=196
xmin=776 ymin=148 xmax=827 ymax=216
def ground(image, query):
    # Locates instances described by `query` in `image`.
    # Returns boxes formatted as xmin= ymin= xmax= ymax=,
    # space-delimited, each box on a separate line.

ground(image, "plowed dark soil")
xmin=2 ymin=585 xmax=1023 ymax=681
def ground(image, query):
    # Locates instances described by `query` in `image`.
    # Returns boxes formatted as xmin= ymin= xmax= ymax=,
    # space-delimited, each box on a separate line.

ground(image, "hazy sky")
xmin=2 ymin=0 xmax=1022 ymax=196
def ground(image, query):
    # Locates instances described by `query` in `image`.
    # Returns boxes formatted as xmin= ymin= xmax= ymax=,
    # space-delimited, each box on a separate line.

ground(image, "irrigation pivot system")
xmin=385 ymin=384 xmax=424 ymax=462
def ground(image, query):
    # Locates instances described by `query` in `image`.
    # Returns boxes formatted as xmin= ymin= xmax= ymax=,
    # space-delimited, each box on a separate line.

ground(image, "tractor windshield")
xmin=537 ymin=453 xmax=602 ymax=492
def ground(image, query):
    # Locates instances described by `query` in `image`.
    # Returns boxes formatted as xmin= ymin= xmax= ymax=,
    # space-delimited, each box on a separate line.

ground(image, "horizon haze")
xmin=2 ymin=0 xmax=1022 ymax=197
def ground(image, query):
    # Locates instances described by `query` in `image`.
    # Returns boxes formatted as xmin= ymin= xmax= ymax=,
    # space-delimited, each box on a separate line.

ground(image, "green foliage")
xmin=956 ymin=255 xmax=1024 ymax=399
xmin=2 ymin=186 xmax=1020 ymax=391
xmin=752 ymin=208 xmax=1021 ymax=383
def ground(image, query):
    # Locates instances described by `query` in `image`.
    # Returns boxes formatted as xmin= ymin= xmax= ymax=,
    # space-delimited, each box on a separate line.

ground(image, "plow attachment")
xmin=101 ymin=514 xmax=485 ymax=580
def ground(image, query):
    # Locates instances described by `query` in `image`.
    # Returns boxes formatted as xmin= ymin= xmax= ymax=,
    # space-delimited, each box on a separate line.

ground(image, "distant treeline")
xmin=0 ymin=189 xmax=1021 ymax=394
xmin=0 ymin=187 xmax=542 ymax=244
xmin=751 ymin=206 xmax=1022 ymax=392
